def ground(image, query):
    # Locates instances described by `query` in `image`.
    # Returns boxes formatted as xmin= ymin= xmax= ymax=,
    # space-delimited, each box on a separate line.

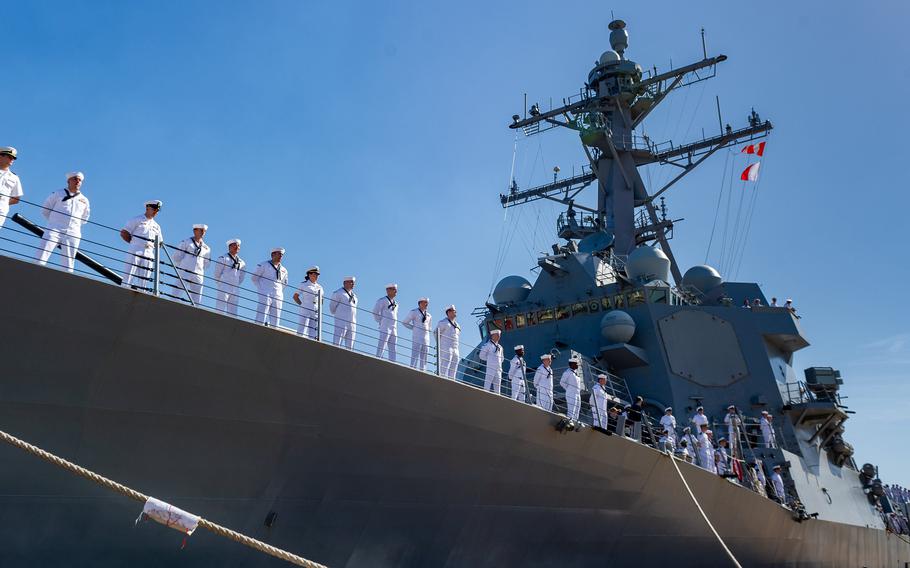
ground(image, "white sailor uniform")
xmin=715 ymin=446 xmax=730 ymax=475
xmin=402 ymin=307 xmax=432 ymax=371
xmin=692 ymin=412 xmax=709 ymax=430
xmin=760 ymin=416 xmax=777 ymax=448
xmin=213 ymin=252 xmax=245 ymax=315
xmin=697 ymin=432 xmax=715 ymax=473
xmin=478 ymin=340 xmax=504 ymax=393
xmin=36 ymin=188 xmax=90 ymax=272
xmin=435 ymin=317 xmax=461 ymax=379
xmin=508 ymin=354 xmax=527 ymax=402
xmin=251 ymin=260 xmax=288 ymax=326
xmin=122 ymin=215 xmax=163 ymax=289
xmin=534 ymin=365 xmax=554 ymax=411
xmin=330 ymin=287 xmax=357 ymax=348
xmin=724 ymin=411 xmax=741 ymax=447
xmin=372 ymin=295 xmax=399 ymax=361
xmin=295 ymin=278 xmax=324 ymax=339
xmin=171 ymin=237 xmax=211 ymax=304
xmin=0 ymin=168 xmax=23 ymax=229
xmin=771 ymin=471 xmax=786 ymax=503
xmin=591 ymin=383 xmax=609 ymax=428
xmin=560 ymin=367 xmax=583 ymax=420
xmin=660 ymin=414 xmax=678 ymax=443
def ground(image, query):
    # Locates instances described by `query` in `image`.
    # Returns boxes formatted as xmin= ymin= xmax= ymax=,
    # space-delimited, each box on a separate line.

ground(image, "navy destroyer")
xmin=0 ymin=19 xmax=908 ymax=568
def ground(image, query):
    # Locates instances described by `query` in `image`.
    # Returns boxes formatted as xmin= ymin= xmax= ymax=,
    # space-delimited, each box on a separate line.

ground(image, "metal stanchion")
xmin=435 ymin=328 xmax=442 ymax=376
xmin=152 ymin=235 xmax=161 ymax=296
xmin=316 ymin=291 xmax=323 ymax=342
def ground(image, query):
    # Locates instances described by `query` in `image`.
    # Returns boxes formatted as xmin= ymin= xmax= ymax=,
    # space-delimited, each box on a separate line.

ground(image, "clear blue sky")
xmin=5 ymin=1 xmax=908 ymax=483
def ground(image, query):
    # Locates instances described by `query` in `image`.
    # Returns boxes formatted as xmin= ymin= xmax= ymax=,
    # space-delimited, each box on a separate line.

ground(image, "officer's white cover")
xmin=141 ymin=497 xmax=200 ymax=535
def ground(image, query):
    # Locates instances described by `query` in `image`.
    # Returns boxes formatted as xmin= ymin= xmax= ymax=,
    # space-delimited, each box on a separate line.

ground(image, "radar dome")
xmin=492 ymin=275 xmax=532 ymax=305
xmin=682 ymin=265 xmax=723 ymax=293
xmin=601 ymin=310 xmax=636 ymax=344
xmin=625 ymin=246 xmax=670 ymax=283
xmin=599 ymin=50 xmax=621 ymax=66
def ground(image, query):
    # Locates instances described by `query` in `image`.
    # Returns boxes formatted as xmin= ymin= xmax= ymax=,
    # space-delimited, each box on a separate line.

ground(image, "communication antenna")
xmin=701 ymin=27 xmax=707 ymax=59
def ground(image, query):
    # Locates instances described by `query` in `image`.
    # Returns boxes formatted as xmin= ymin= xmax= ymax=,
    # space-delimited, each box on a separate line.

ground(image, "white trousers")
xmin=216 ymin=284 xmax=240 ymax=315
xmin=333 ymin=322 xmax=356 ymax=349
xmin=297 ymin=308 xmax=318 ymax=339
xmin=0 ymin=206 xmax=8 ymax=229
xmin=257 ymin=292 xmax=283 ymax=326
xmin=171 ymin=274 xmax=203 ymax=304
xmin=592 ymin=404 xmax=608 ymax=428
xmin=410 ymin=341 xmax=429 ymax=371
xmin=440 ymin=347 xmax=459 ymax=379
xmin=376 ymin=328 xmax=397 ymax=361
xmin=124 ymin=250 xmax=154 ymax=288
xmin=483 ymin=369 xmax=501 ymax=394
xmin=36 ymin=229 xmax=81 ymax=272
xmin=565 ymin=389 xmax=581 ymax=420
xmin=511 ymin=376 xmax=526 ymax=402
xmin=537 ymin=388 xmax=553 ymax=411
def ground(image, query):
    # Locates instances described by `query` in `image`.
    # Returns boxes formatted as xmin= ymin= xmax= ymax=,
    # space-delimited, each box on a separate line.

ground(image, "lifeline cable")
xmin=0 ymin=428 xmax=328 ymax=568
xmin=665 ymin=450 xmax=743 ymax=568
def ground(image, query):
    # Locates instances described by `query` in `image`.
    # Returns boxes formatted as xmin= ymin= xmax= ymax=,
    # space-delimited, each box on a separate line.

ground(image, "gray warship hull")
xmin=0 ymin=256 xmax=907 ymax=567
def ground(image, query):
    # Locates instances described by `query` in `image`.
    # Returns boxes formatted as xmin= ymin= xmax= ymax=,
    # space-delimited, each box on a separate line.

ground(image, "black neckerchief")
xmin=344 ymin=288 xmax=356 ymax=303
xmin=191 ymin=239 xmax=202 ymax=257
xmin=228 ymin=253 xmax=240 ymax=270
xmin=61 ymin=189 xmax=76 ymax=202
xmin=447 ymin=317 xmax=460 ymax=331
xmin=419 ymin=309 xmax=427 ymax=323
xmin=492 ymin=341 xmax=501 ymax=353
xmin=269 ymin=261 xmax=281 ymax=280
xmin=386 ymin=296 xmax=397 ymax=311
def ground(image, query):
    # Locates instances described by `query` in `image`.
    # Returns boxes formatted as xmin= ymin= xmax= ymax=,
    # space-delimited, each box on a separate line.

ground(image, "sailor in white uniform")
xmin=724 ymin=405 xmax=741 ymax=448
xmin=171 ymin=224 xmax=211 ymax=304
xmin=251 ymin=247 xmax=288 ymax=326
xmin=760 ymin=411 xmax=777 ymax=448
xmin=36 ymin=171 xmax=90 ymax=272
xmin=213 ymin=238 xmax=245 ymax=315
xmin=682 ymin=427 xmax=701 ymax=466
xmin=697 ymin=424 xmax=715 ymax=473
xmin=533 ymin=354 xmax=554 ymax=410
xmin=715 ymin=438 xmax=730 ymax=476
xmin=329 ymin=276 xmax=357 ymax=349
xmin=591 ymin=373 xmax=610 ymax=428
xmin=659 ymin=407 xmax=677 ymax=445
xmin=691 ymin=406 xmax=709 ymax=430
xmin=0 ymin=146 xmax=23 ymax=230
xmin=293 ymin=266 xmax=324 ymax=339
xmin=120 ymin=200 xmax=164 ymax=289
xmin=435 ymin=304 xmax=460 ymax=379
xmin=770 ymin=464 xmax=787 ymax=504
xmin=372 ymin=284 xmax=399 ymax=361
xmin=508 ymin=345 xmax=528 ymax=402
xmin=402 ymin=297 xmax=432 ymax=371
xmin=559 ymin=356 xmax=583 ymax=420
xmin=478 ymin=328 xmax=504 ymax=393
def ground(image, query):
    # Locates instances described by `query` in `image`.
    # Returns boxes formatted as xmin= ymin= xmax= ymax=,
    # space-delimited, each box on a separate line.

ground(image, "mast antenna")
xmin=701 ymin=27 xmax=707 ymax=59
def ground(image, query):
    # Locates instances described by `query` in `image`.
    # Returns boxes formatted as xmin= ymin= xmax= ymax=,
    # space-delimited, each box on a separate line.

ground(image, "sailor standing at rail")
xmin=435 ymin=305 xmax=461 ymax=379
xmin=508 ymin=345 xmax=527 ymax=402
xmin=770 ymin=464 xmax=787 ymax=504
xmin=402 ymin=297 xmax=432 ymax=371
xmin=171 ymin=224 xmax=211 ymax=304
xmin=329 ymin=276 xmax=357 ymax=349
xmin=251 ymin=247 xmax=288 ymax=327
xmin=0 ymin=147 xmax=23 ymax=230
xmin=293 ymin=266 xmax=324 ymax=339
xmin=560 ymin=356 xmax=583 ymax=421
xmin=697 ymin=423 xmax=715 ymax=473
xmin=659 ymin=407 xmax=677 ymax=444
xmin=213 ymin=238 xmax=245 ymax=315
xmin=533 ymin=353 xmax=554 ymax=410
xmin=373 ymin=284 xmax=399 ymax=361
xmin=36 ymin=171 xmax=90 ymax=272
xmin=691 ymin=406 xmax=708 ymax=430
xmin=724 ymin=405 xmax=741 ymax=448
xmin=591 ymin=373 xmax=610 ymax=428
xmin=760 ymin=410 xmax=777 ymax=448
xmin=478 ymin=328 xmax=504 ymax=393
xmin=120 ymin=200 xmax=164 ymax=290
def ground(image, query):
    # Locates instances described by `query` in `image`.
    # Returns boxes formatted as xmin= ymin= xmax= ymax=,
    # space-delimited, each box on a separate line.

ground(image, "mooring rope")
xmin=0 ymin=428 xmax=328 ymax=568
xmin=665 ymin=450 xmax=743 ymax=568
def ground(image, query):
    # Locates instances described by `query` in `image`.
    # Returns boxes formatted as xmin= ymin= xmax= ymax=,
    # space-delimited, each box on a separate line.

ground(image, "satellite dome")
xmin=601 ymin=310 xmax=636 ymax=344
xmin=492 ymin=275 xmax=532 ymax=305
xmin=682 ymin=265 xmax=723 ymax=293
xmin=599 ymin=50 xmax=621 ymax=66
xmin=625 ymin=246 xmax=670 ymax=283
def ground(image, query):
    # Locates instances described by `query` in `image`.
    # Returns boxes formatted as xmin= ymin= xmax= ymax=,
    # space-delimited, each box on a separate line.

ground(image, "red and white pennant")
xmin=740 ymin=162 xmax=761 ymax=182
xmin=741 ymin=141 xmax=765 ymax=156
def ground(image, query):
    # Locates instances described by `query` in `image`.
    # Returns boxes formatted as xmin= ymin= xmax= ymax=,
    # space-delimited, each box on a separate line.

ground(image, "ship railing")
xmin=0 ymin=199 xmax=670 ymax=442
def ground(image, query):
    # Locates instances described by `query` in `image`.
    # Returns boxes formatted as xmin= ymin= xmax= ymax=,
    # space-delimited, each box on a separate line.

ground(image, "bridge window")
xmin=648 ymin=288 xmax=668 ymax=304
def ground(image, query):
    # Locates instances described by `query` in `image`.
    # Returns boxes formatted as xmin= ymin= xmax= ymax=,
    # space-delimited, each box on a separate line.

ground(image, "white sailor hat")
xmin=785 ymin=298 xmax=793 ymax=303
xmin=718 ymin=437 xmax=727 ymax=443
xmin=727 ymin=404 xmax=736 ymax=410
xmin=514 ymin=344 xmax=524 ymax=351
xmin=226 ymin=238 xmax=241 ymax=247
xmin=540 ymin=353 xmax=552 ymax=360
xmin=385 ymin=283 xmax=398 ymax=289
xmin=568 ymin=356 xmax=580 ymax=363
xmin=343 ymin=276 xmax=356 ymax=282
xmin=597 ymin=374 xmax=608 ymax=381
xmin=489 ymin=329 xmax=502 ymax=335
xmin=192 ymin=223 xmax=208 ymax=231
xmin=145 ymin=199 xmax=163 ymax=208
xmin=761 ymin=410 xmax=769 ymax=415
xmin=271 ymin=247 xmax=285 ymax=254
xmin=445 ymin=304 xmax=456 ymax=312
xmin=773 ymin=464 xmax=782 ymax=470
xmin=306 ymin=265 xmax=320 ymax=274
xmin=665 ymin=407 xmax=672 ymax=412
xmin=66 ymin=171 xmax=84 ymax=181
xmin=696 ymin=406 xmax=704 ymax=411
xmin=0 ymin=146 xmax=17 ymax=159
xmin=418 ymin=297 xmax=429 ymax=303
